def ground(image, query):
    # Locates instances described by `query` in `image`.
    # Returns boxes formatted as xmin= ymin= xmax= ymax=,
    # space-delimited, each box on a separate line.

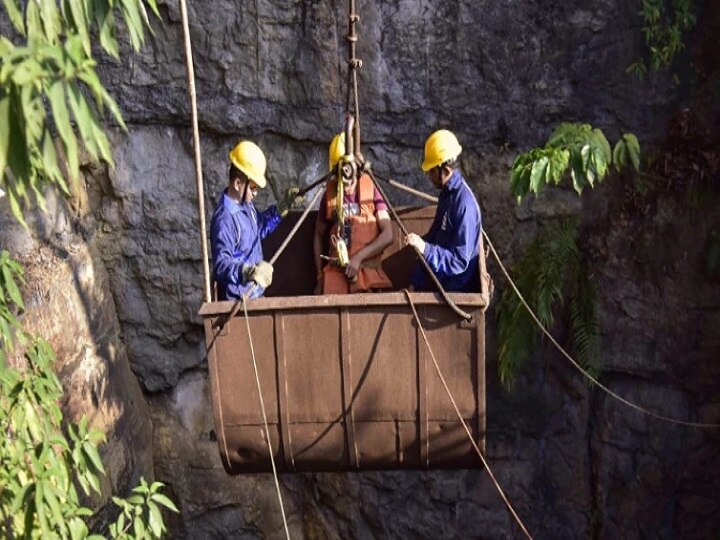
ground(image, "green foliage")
xmin=510 ymin=123 xmax=640 ymax=202
xmin=0 ymin=253 xmax=178 ymax=539
xmin=0 ymin=250 xmax=26 ymax=364
xmin=612 ymin=133 xmax=641 ymax=172
xmin=628 ymin=0 xmax=696 ymax=77
xmin=496 ymin=220 xmax=600 ymax=388
xmin=110 ymin=479 xmax=179 ymax=539
xmin=0 ymin=0 xmax=160 ymax=226
xmin=1 ymin=2 xmax=178 ymax=537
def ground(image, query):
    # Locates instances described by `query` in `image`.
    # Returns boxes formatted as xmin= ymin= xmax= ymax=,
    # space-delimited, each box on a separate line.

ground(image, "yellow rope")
xmin=483 ymin=230 xmax=720 ymax=429
xmin=403 ymin=290 xmax=534 ymax=540
xmin=178 ymin=0 xmax=211 ymax=302
xmin=242 ymin=299 xmax=291 ymax=539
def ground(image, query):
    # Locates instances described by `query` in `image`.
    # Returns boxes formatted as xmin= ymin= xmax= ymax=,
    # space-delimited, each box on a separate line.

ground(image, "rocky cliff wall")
xmin=2 ymin=0 xmax=719 ymax=538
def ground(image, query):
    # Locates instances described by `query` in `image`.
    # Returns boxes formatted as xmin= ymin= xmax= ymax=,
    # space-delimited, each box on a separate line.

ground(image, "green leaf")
xmin=580 ymin=144 xmax=591 ymax=173
xmin=10 ymin=482 xmax=34 ymax=513
xmin=7 ymin=90 xmax=32 ymax=187
xmin=127 ymin=494 xmax=144 ymax=505
xmin=3 ymin=262 xmax=25 ymax=309
xmin=120 ymin=0 xmax=146 ymax=50
xmin=144 ymin=0 xmax=160 ymax=17
xmin=623 ymin=133 xmax=640 ymax=171
xmin=68 ymin=517 xmax=88 ymax=540
xmin=36 ymin=480 xmax=50 ymax=536
xmin=42 ymin=130 xmax=69 ymax=194
xmin=549 ymin=148 xmax=570 ymax=184
xmin=2 ymin=0 xmax=26 ymax=35
xmin=77 ymin=471 xmax=90 ymax=495
xmin=26 ymin=1 xmax=44 ymax=45
xmin=117 ymin=512 xmax=127 ymax=535
xmin=47 ymin=81 xmax=79 ymax=183
xmin=0 ymin=95 xmax=10 ymax=182
xmin=95 ymin=2 xmax=120 ymax=59
xmin=24 ymin=494 xmax=37 ymax=536
xmin=82 ymin=440 xmax=105 ymax=474
xmin=591 ymin=128 xmax=612 ymax=165
xmin=529 ymin=156 xmax=548 ymax=194
xmin=87 ymin=469 xmax=101 ymax=494
xmin=151 ymin=493 xmax=179 ymax=513
xmin=10 ymin=57 xmax=44 ymax=87
xmin=68 ymin=0 xmax=92 ymax=55
xmin=591 ymin=148 xmax=607 ymax=182
xmin=43 ymin=484 xmax=65 ymax=530
xmin=39 ymin=0 xmax=62 ymax=43
xmin=570 ymin=152 xmax=587 ymax=195
xmin=77 ymin=71 xmax=127 ymax=130
xmin=612 ymin=138 xmax=627 ymax=170
xmin=134 ymin=515 xmax=147 ymax=538
xmin=87 ymin=428 xmax=106 ymax=445
xmin=148 ymin=500 xmax=163 ymax=537
xmin=66 ymin=83 xmax=113 ymax=165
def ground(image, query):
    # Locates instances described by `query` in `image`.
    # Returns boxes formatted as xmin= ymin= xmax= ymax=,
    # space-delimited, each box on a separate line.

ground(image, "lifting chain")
xmin=345 ymin=0 xmax=362 ymax=156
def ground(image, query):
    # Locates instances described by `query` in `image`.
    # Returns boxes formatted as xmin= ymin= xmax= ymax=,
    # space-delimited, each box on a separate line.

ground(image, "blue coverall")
xmin=411 ymin=170 xmax=481 ymax=293
xmin=210 ymin=190 xmax=281 ymax=300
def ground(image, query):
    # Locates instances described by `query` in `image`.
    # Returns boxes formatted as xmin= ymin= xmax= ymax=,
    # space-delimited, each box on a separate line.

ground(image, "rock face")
xmin=3 ymin=0 xmax=719 ymax=538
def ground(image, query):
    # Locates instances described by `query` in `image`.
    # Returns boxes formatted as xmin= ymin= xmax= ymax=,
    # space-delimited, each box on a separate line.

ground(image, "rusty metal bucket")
xmin=199 ymin=207 xmax=486 ymax=473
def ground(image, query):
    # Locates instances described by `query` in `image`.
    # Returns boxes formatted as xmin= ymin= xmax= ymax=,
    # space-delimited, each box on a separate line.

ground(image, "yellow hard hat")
xmin=421 ymin=129 xmax=462 ymax=172
xmin=328 ymin=133 xmax=346 ymax=171
xmin=229 ymin=140 xmax=267 ymax=188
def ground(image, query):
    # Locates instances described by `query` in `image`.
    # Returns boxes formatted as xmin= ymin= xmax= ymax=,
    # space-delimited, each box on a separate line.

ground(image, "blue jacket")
xmin=411 ymin=170 xmax=481 ymax=293
xmin=210 ymin=190 xmax=282 ymax=300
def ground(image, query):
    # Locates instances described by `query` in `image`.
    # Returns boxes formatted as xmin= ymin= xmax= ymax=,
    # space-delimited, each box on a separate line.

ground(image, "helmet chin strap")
xmin=240 ymin=178 xmax=249 ymax=203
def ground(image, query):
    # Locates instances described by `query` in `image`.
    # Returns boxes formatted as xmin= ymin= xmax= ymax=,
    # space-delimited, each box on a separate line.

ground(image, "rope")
xmin=403 ymin=290 xmax=533 ymax=540
xmin=224 ymin=186 xmax=324 ymax=322
xmin=178 ymin=0 xmax=211 ymax=303
xmin=242 ymin=300 xmax=291 ymax=540
xmin=366 ymin=170 xmax=472 ymax=320
xmin=482 ymin=231 xmax=720 ymax=429
xmin=384 ymin=178 xmax=720 ymax=427
xmin=381 ymin=178 xmax=720 ymax=428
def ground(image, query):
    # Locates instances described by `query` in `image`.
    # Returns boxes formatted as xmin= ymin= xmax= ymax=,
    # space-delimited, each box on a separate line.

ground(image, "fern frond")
xmin=496 ymin=220 xmax=592 ymax=389
xmin=569 ymin=266 xmax=600 ymax=379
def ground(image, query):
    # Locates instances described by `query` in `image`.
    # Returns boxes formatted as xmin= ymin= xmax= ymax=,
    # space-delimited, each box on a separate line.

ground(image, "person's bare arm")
xmin=345 ymin=210 xmax=393 ymax=279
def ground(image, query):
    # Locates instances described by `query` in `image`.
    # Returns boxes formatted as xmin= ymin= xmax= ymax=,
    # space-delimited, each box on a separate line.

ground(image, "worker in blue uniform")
xmin=405 ymin=130 xmax=481 ymax=293
xmin=210 ymin=140 xmax=298 ymax=300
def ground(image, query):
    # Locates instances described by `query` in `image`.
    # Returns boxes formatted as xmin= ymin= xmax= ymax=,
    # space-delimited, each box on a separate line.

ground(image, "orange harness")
xmin=323 ymin=173 xmax=393 ymax=294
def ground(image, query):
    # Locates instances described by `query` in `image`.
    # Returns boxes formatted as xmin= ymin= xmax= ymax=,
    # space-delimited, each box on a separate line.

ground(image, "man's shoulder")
xmin=451 ymin=179 xmax=480 ymax=216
